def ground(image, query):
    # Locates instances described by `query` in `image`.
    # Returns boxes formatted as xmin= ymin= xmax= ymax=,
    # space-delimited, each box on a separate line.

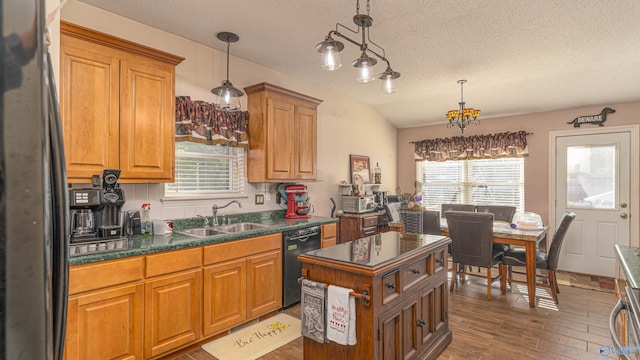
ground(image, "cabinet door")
xmin=295 ymin=105 xmax=317 ymax=179
xmin=65 ymin=283 xmax=143 ymax=360
xmin=266 ymin=97 xmax=296 ymax=180
xmin=60 ymin=35 xmax=120 ymax=182
xmin=120 ymin=57 xmax=175 ymax=181
xmin=144 ymin=270 xmax=201 ymax=358
xmin=379 ymin=295 xmax=420 ymax=360
xmin=379 ymin=301 xmax=402 ymax=360
xmin=400 ymin=298 xmax=419 ymax=360
xmin=203 ymin=259 xmax=247 ymax=336
xmin=247 ymin=250 xmax=282 ymax=318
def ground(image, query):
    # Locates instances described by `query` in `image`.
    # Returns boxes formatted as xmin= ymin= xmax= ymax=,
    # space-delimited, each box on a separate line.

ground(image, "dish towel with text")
xmin=326 ymin=285 xmax=357 ymax=345
xmin=301 ymin=279 xmax=327 ymax=343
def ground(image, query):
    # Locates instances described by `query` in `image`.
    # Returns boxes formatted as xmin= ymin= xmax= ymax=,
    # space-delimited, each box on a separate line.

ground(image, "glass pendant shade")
xmin=317 ymin=39 xmax=344 ymax=71
xmin=212 ymin=80 xmax=243 ymax=111
xmin=379 ymin=68 xmax=400 ymax=94
xmin=353 ymin=54 xmax=377 ymax=83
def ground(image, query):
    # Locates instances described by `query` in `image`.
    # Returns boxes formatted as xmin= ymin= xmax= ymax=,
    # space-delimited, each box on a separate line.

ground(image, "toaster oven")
xmin=342 ymin=195 xmax=376 ymax=214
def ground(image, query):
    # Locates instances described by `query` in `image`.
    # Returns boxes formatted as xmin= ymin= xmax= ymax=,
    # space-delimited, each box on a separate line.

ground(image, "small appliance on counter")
xmin=341 ymin=195 xmax=376 ymax=214
xmin=278 ymin=183 xmax=312 ymax=219
xmin=373 ymin=190 xmax=388 ymax=210
xmin=69 ymin=169 xmax=128 ymax=256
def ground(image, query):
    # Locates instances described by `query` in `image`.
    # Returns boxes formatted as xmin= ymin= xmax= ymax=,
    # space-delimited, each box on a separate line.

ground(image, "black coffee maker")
xmin=97 ymin=169 xmax=126 ymax=238
xmin=69 ymin=169 xmax=127 ymax=255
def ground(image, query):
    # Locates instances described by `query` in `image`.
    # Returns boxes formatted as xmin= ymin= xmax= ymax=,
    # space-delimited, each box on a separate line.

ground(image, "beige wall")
xmin=398 ymin=101 xmax=640 ymax=224
xmin=60 ymin=1 xmax=397 ymax=220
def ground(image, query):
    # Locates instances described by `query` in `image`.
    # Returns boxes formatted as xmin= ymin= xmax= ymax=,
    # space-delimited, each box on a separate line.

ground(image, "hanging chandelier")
xmin=315 ymin=0 xmax=400 ymax=94
xmin=446 ymin=80 xmax=481 ymax=133
xmin=211 ymin=32 xmax=244 ymax=112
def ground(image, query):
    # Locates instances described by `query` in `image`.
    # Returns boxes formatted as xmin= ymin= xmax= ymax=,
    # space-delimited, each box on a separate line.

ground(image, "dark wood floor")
xmin=172 ymin=277 xmax=617 ymax=360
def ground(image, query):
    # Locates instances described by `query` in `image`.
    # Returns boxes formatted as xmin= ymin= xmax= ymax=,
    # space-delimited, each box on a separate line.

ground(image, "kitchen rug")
xmin=201 ymin=313 xmax=300 ymax=360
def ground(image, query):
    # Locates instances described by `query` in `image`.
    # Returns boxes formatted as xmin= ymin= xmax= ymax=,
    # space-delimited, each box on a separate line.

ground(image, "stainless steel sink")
xmin=175 ymin=228 xmax=228 ymax=238
xmin=215 ymin=222 xmax=272 ymax=233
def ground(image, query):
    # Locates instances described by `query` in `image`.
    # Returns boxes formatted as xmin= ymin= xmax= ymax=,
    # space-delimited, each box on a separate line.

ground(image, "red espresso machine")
xmin=283 ymin=184 xmax=311 ymax=219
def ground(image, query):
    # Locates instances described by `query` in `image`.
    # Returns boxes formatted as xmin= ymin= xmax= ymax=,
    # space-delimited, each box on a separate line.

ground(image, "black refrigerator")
xmin=1 ymin=1 xmax=69 ymax=359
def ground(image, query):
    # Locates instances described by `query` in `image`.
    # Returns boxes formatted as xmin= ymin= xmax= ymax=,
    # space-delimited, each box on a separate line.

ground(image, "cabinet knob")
xmin=386 ymin=283 xmax=395 ymax=290
xmin=416 ymin=320 xmax=426 ymax=328
xmin=411 ymin=269 xmax=421 ymax=274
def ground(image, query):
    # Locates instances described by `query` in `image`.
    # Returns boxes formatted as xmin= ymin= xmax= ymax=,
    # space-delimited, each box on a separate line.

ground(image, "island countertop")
xmin=298 ymin=231 xmax=451 ymax=274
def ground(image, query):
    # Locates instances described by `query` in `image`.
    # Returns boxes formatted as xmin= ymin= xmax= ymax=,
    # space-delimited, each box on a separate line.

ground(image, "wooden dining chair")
xmin=503 ymin=211 xmax=576 ymax=304
xmin=446 ymin=211 xmax=506 ymax=301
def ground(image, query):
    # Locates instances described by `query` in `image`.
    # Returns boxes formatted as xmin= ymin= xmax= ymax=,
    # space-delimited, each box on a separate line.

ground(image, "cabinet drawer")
xmin=322 ymin=223 xmax=337 ymax=238
xmin=434 ymin=248 xmax=447 ymax=274
xmin=362 ymin=216 xmax=378 ymax=228
xmin=402 ymin=255 xmax=431 ymax=292
xmin=204 ymin=233 xmax=281 ymax=265
xmin=69 ymin=257 xmax=144 ymax=295
xmin=382 ymin=271 xmax=400 ymax=305
xmin=362 ymin=226 xmax=377 ymax=236
xmin=146 ymin=247 xmax=202 ymax=278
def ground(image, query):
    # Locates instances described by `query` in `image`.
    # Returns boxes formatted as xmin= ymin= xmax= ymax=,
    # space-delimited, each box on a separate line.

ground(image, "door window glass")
xmin=566 ymin=145 xmax=616 ymax=209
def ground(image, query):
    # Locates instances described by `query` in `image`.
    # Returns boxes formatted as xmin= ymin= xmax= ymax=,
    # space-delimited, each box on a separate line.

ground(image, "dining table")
xmin=440 ymin=220 xmax=549 ymax=308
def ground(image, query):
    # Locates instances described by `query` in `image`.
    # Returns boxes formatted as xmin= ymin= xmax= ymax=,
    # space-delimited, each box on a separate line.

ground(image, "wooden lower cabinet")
xmin=203 ymin=233 xmax=283 ymax=337
xmin=66 ymin=232 xmax=284 ymax=359
xmin=143 ymin=270 xmax=202 ymax=358
xmin=65 ymin=283 xmax=143 ymax=360
xmin=247 ymin=250 xmax=282 ymax=318
xmin=379 ymin=280 xmax=447 ymax=359
xmin=338 ymin=212 xmax=385 ymax=244
xmin=203 ymin=258 xmax=247 ymax=336
xmin=299 ymin=233 xmax=451 ymax=360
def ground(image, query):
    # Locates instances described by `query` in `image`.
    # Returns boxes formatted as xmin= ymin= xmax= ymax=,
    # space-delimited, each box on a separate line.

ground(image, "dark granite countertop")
xmin=615 ymin=244 xmax=640 ymax=289
xmin=69 ymin=211 xmax=338 ymax=266
xmin=301 ymin=231 xmax=450 ymax=268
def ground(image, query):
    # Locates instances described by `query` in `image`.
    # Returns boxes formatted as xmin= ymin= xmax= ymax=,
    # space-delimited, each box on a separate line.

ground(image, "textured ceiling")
xmin=75 ymin=0 xmax=640 ymax=129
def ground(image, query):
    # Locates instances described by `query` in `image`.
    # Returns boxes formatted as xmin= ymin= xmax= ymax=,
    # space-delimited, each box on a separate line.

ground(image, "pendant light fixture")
xmin=446 ymin=80 xmax=481 ymax=133
xmin=211 ymin=32 xmax=243 ymax=111
xmin=315 ymin=0 xmax=400 ymax=93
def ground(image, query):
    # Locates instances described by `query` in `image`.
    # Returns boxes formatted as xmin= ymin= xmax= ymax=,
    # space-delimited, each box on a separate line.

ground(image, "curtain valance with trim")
xmin=414 ymin=130 xmax=530 ymax=161
xmin=175 ymin=96 xmax=249 ymax=148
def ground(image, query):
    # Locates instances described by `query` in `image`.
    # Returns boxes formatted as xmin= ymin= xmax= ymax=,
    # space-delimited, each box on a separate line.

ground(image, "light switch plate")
xmin=255 ymin=194 xmax=265 ymax=205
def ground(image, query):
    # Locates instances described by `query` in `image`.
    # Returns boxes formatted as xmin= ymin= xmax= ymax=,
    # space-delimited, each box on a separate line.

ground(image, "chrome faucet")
xmin=212 ymin=200 xmax=242 ymax=227
xmin=196 ymin=214 xmax=210 ymax=228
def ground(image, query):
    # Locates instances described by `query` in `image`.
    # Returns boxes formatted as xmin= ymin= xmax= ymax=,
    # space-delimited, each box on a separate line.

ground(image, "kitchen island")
xmin=298 ymin=231 xmax=452 ymax=360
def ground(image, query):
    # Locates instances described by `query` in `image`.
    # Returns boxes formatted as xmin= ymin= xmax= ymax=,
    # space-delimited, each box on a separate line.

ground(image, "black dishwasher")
xmin=282 ymin=226 xmax=321 ymax=308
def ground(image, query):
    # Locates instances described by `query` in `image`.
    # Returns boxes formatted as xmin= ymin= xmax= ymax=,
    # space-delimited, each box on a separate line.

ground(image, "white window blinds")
xmin=165 ymin=142 xmax=245 ymax=197
xmin=416 ymin=158 xmax=524 ymax=212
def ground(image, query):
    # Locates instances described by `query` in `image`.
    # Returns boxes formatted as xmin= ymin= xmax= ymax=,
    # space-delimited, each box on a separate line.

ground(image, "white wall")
xmin=59 ymin=0 xmax=397 ymax=220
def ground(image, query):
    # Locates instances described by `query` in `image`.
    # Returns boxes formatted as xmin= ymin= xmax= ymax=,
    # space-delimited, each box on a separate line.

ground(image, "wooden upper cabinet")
xmin=59 ymin=36 xmax=120 ymax=179
xmin=245 ymin=83 xmax=322 ymax=182
xmin=60 ymin=21 xmax=184 ymax=183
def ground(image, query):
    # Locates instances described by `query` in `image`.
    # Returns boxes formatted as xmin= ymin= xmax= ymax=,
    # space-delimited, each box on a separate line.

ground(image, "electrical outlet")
xmin=255 ymin=194 xmax=265 ymax=205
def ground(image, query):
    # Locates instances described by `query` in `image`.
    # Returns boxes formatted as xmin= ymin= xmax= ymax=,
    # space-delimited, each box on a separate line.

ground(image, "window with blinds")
xmin=416 ymin=158 xmax=524 ymax=212
xmin=165 ymin=142 xmax=245 ymax=197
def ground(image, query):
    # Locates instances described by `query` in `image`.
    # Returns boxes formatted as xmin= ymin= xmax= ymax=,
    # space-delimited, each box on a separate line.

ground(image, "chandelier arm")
xmin=332 ymin=30 xmax=367 ymax=50
xmin=335 ymin=22 xmax=362 ymax=37
xmin=365 ymin=32 xmax=387 ymax=59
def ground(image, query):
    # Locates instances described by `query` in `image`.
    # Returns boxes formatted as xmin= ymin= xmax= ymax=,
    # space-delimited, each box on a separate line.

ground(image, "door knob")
xmin=621 ymin=203 xmax=628 ymax=208
xmin=621 ymin=213 xmax=628 ymax=219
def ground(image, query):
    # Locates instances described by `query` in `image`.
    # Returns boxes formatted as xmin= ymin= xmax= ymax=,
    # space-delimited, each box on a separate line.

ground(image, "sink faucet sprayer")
xmin=196 ymin=214 xmax=210 ymax=228
xmin=212 ymin=200 xmax=242 ymax=227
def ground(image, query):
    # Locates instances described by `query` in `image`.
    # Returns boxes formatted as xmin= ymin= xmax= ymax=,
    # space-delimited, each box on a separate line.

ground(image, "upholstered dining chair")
xmin=440 ymin=203 xmax=476 ymax=218
xmin=476 ymin=205 xmax=517 ymax=223
xmin=446 ymin=211 xmax=506 ymax=301
xmin=422 ymin=210 xmax=441 ymax=235
xmin=503 ymin=211 xmax=576 ymax=304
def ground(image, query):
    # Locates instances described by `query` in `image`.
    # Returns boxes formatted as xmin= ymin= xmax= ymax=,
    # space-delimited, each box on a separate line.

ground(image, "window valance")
xmin=175 ymin=96 xmax=249 ymax=148
xmin=414 ymin=130 xmax=530 ymax=161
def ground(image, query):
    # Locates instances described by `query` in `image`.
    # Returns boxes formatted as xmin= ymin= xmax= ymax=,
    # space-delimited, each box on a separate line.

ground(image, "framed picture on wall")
xmin=349 ymin=154 xmax=371 ymax=184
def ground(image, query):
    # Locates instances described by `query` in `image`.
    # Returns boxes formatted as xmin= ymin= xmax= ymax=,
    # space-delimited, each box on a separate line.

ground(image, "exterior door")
xmin=555 ymin=130 xmax=631 ymax=277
